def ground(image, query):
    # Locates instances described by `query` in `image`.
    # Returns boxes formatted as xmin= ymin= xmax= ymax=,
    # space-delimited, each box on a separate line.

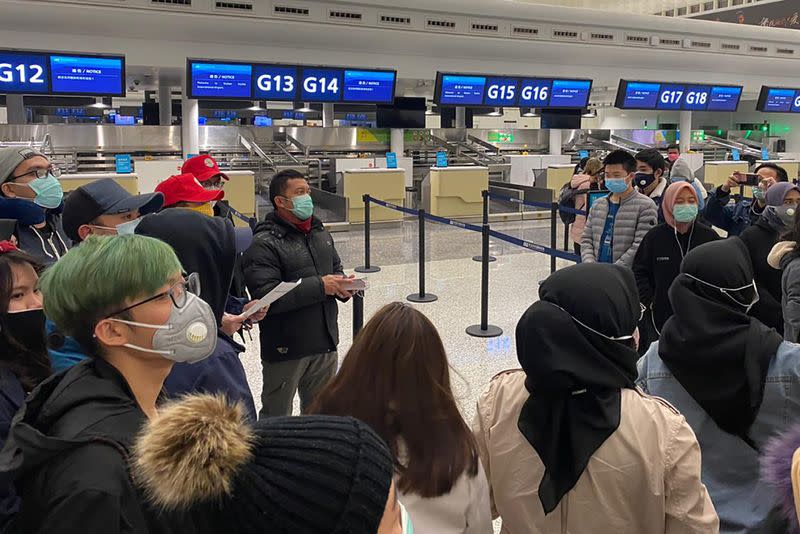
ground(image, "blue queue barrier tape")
xmin=365 ymin=196 xmax=418 ymax=216
xmin=487 ymin=192 xmax=587 ymax=216
xmin=488 ymin=229 xmax=581 ymax=263
xmin=422 ymin=212 xmax=483 ymax=233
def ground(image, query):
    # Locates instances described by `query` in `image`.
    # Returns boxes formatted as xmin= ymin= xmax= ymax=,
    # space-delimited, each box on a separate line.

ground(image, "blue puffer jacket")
xmin=704 ymin=186 xmax=764 ymax=236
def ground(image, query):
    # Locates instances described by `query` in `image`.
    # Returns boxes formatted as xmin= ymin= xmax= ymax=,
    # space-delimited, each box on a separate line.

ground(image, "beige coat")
xmin=472 ymin=370 xmax=719 ymax=534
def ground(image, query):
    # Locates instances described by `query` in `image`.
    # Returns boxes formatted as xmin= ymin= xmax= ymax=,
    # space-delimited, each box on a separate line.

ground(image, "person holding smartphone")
xmin=705 ymin=163 xmax=788 ymax=236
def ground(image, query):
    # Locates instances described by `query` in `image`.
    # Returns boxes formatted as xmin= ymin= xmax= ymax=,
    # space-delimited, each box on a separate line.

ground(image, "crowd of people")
xmin=0 ymin=142 xmax=799 ymax=533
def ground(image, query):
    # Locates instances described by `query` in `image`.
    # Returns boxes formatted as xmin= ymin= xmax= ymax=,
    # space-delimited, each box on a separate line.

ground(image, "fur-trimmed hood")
xmin=761 ymin=423 xmax=800 ymax=534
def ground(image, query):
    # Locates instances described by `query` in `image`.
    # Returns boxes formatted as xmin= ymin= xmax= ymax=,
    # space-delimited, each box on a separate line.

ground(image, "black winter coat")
xmin=739 ymin=218 xmax=784 ymax=334
xmin=0 ymin=358 xmax=198 ymax=534
xmin=242 ymin=212 xmax=345 ymax=362
xmin=633 ymin=222 xmax=720 ymax=333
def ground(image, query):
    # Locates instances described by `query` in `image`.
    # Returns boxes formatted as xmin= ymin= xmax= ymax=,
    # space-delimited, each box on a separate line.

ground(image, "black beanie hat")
xmin=133 ymin=395 xmax=394 ymax=533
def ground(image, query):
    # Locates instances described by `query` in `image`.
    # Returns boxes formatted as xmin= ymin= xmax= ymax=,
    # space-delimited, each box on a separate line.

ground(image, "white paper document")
xmin=240 ymin=280 xmax=302 ymax=319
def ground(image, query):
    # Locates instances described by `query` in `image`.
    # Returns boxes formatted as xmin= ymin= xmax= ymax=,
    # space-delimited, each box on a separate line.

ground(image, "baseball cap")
xmin=181 ymin=155 xmax=229 ymax=183
xmin=62 ymin=178 xmax=164 ymax=242
xmin=0 ymin=147 xmax=47 ymax=184
xmin=155 ymin=173 xmax=225 ymax=208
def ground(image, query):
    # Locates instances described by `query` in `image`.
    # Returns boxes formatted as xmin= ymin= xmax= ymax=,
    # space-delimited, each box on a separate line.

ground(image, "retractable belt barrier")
xmin=486 ymin=192 xmax=588 ymax=217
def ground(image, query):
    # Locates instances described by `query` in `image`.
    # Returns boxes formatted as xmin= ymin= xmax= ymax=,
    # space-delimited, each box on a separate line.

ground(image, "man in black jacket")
xmin=243 ymin=170 xmax=353 ymax=418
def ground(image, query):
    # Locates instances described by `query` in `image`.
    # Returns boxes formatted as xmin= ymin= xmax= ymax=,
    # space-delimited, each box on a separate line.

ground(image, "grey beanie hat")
xmin=0 ymin=147 xmax=46 ymax=184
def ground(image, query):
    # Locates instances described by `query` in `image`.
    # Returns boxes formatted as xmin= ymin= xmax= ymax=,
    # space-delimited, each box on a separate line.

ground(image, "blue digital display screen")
xmin=343 ymin=70 xmax=395 ymax=103
xmin=50 ymin=55 xmax=124 ymax=96
xmin=518 ymin=79 xmax=553 ymax=107
xmin=436 ymin=72 xmax=592 ymax=108
xmin=254 ymin=116 xmax=272 ymax=127
xmin=0 ymin=52 xmax=49 ymax=94
xmin=623 ymin=82 xmax=660 ymax=109
xmin=484 ymin=77 xmax=518 ymax=106
xmin=616 ymin=80 xmax=742 ymax=111
xmin=549 ymin=79 xmax=592 ymax=108
xmin=438 ymin=74 xmax=486 ymax=105
xmin=114 ymin=115 xmax=134 ymax=125
xmin=253 ymin=65 xmax=298 ymax=101
xmin=757 ymin=87 xmax=800 ymax=113
xmin=190 ymin=62 xmax=252 ymax=98
xmin=300 ymin=68 xmax=342 ymax=102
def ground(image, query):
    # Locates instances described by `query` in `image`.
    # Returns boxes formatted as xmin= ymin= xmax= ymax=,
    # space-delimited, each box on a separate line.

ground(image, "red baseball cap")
xmin=181 ymin=155 xmax=229 ymax=183
xmin=155 ymin=174 xmax=225 ymax=208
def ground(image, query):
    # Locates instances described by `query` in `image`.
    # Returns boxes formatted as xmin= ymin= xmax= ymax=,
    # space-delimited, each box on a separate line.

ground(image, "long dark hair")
xmin=0 ymin=251 xmax=51 ymax=391
xmin=309 ymin=302 xmax=479 ymax=498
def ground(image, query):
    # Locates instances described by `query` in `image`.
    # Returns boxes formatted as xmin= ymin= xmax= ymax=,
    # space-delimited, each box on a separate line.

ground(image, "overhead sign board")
xmin=0 ymin=49 xmax=125 ymax=96
xmin=434 ymin=72 xmax=593 ymax=109
xmin=756 ymin=86 xmax=800 ymax=113
xmin=615 ymin=80 xmax=742 ymax=112
xmin=187 ymin=59 xmax=396 ymax=104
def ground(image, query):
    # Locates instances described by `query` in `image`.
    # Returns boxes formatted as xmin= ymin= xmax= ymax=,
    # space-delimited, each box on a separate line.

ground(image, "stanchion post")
xmin=352 ymin=292 xmax=364 ymax=337
xmin=563 ymin=219 xmax=570 ymax=252
xmin=355 ymin=194 xmax=381 ymax=273
xmin=407 ymin=209 xmax=438 ymax=303
xmin=473 ymin=190 xmax=496 ymax=263
xmin=466 ymin=218 xmax=502 ymax=338
xmin=550 ymin=202 xmax=558 ymax=274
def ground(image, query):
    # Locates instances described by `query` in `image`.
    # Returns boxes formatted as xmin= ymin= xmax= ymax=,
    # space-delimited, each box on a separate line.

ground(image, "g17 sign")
xmin=691 ymin=0 xmax=799 ymax=30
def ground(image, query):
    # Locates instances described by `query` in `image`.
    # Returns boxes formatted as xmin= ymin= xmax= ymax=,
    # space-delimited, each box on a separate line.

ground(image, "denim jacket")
xmin=637 ymin=341 xmax=800 ymax=534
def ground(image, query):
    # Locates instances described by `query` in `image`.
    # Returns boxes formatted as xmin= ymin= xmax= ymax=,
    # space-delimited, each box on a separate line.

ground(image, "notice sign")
xmin=115 ymin=154 xmax=132 ymax=174
xmin=385 ymin=152 xmax=398 ymax=169
xmin=436 ymin=151 xmax=448 ymax=168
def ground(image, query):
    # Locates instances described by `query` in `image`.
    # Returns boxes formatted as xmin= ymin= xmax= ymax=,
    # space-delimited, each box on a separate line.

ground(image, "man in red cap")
xmin=155 ymin=173 xmax=224 ymax=217
xmin=181 ymin=155 xmax=234 ymax=221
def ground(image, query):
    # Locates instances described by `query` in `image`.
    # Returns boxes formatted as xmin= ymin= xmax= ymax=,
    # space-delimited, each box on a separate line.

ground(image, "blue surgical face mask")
xmin=27 ymin=174 xmax=64 ymax=210
xmin=672 ymin=203 xmax=699 ymax=223
xmin=605 ymin=178 xmax=629 ymax=194
xmin=116 ymin=217 xmax=142 ymax=235
xmin=752 ymin=187 xmax=766 ymax=201
xmin=287 ymin=194 xmax=314 ymax=220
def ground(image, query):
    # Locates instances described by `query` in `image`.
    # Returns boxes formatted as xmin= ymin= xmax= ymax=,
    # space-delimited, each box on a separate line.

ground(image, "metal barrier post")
xmin=563 ymin=220 xmax=571 ymax=252
xmin=550 ymin=202 xmax=558 ymax=274
xmin=355 ymin=195 xmax=381 ymax=273
xmin=466 ymin=218 xmax=502 ymax=338
xmin=407 ymin=209 xmax=438 ymax=303
xmin=473 ymin=190 xmax=496 ymax=263
xmin=352 ymin=292 xmax=364 ymax=337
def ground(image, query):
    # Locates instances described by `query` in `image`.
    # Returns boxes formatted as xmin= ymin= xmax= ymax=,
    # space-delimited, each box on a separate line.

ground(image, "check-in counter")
xmin=758 ymin=160 xmax=800 ymax=180
xmin=340 ymin=168 xmax=405 ymax=223
xmin=703 ymin=161 xmax=749 ymax=188
xmin=133 ymin=159 xmax=182 ymax=193
xmin=375 ymin=156 xmax=414 ymax=188
xmin=508 ymin=155 xmax=572 ymax=186
xmin=544 ymin=164 xmax=577 ymax=193
xmin=428 ymin=166 xmax=488 ymax=218
xmin=219 ymin=170 xmax=256 ymax=227
xmin=59 ymin=173 xmax=140 ymax=195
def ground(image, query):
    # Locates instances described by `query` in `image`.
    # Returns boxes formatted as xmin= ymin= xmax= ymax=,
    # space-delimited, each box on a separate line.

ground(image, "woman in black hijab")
xmin=639 ymin=238 xmax=800 ymax=534
xmin=473 ymin=262 xmax=717 ymax=533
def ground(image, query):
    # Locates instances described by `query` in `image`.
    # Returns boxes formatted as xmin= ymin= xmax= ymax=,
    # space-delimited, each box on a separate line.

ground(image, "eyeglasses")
xmin=10 ymin=165 xmax=62 ymax=181
xmin=107 ymin=272 xmax=201 ymax=317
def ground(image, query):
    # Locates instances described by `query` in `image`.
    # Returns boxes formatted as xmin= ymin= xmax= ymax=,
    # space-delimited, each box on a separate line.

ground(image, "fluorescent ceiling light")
xmin=294 ymin=102 xmax=314 ymax=113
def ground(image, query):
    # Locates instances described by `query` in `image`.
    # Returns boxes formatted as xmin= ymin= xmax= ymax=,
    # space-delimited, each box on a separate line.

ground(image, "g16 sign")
xmin=757 ymin=86 xmax=800 ymax=113
xmin=434 ymin=72 xmax=592 ymax=109
xmin=187 ymin=59 xmax=396 ymax=104
xmin=0 ymin=49 xmax=125 ymax=96
xmin=615 ymin=80 xmax=742 ymax=112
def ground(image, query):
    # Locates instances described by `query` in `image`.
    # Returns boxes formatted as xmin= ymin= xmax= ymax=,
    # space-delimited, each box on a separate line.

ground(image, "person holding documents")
xmin=243 ymin=170 xmax=353 ymax=418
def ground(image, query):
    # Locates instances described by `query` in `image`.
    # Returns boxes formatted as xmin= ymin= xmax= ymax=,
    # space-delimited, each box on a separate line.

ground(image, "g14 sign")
xmin=0 ymin=49 xmax=125 ymax=96
xmin=188 ymin=59 xmax=396 ymax=104
xmin=615 ymin=80 xmax=742 ymax=112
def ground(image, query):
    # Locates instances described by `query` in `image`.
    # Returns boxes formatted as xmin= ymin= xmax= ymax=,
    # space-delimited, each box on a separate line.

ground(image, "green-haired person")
xmin=0 ymin=235 xmax=216 ymax=533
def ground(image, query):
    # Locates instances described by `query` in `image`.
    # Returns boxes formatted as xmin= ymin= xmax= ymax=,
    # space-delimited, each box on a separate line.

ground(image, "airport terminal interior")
xmin=3 ymin=0 xmax=800 ymax=532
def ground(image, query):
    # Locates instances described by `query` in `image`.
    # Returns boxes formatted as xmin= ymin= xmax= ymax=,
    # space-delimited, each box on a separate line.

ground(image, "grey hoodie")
xmin=768 ymin=240 xmax=800 ymax=342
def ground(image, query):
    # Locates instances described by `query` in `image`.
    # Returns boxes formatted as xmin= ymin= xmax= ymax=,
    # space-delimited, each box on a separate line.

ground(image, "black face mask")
xmin=0 ymin=308 xmax=47 ymax=355
xmin=635 ymin=172 xmax=657 ymax=189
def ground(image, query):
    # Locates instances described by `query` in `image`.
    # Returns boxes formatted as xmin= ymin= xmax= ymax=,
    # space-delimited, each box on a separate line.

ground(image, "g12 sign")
xmin=0 ymin=52 xmax=49 ymax=94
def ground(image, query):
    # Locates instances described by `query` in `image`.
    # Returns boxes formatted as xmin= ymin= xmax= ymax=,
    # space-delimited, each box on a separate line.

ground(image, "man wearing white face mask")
xmin=61 ymin=178 xmax=164 ymax=243
xmin=0 ymin=235 xmax=210 ymax=533
xmin=638 ymin=238 xmax=800 ymax=534
xmin=0 ymin=147 xmax=70 ymax=265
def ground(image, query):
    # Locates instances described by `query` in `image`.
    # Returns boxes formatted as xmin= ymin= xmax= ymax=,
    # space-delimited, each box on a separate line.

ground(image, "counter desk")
xmin=426 ymin=166 xmax=488 ymax=218
xmin=59 ymin=173 xmax=140 ymax=195
xmin=544 ymin=164 xmax=577 ymax=193
xmin=703 ymin=161 xmax=749 ymax=188
xmin=340 ymin=168 xmax=406 ymax=223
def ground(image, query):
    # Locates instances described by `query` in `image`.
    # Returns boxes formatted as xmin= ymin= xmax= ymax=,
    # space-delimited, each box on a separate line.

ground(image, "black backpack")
xmin=558 ymin=183 xmax=580 ymax=225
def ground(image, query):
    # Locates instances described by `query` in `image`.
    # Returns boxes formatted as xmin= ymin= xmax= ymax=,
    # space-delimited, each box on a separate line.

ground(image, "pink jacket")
xmin=570 ymin=173 xmax=593 ymax=245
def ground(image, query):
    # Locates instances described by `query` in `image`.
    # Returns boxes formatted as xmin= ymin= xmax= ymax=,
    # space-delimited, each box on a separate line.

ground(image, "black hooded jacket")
xmin=242 ymin=212 xmax=345 ymax=362
xmin=0 ymin=358 xmax=197 ymax=533
xmin=738 ymin=218 xmax=784 ymax=334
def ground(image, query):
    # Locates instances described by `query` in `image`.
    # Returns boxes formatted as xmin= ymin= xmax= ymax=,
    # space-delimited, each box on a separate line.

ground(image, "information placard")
xmin=615 ymin=80 xmax=742 ymax=112
xmin=757 ymin=86 xmax=800 ymax=113
xmin=0 ymin=49 xmax=124 ymax=96
xmin=435 ymin=72 xmax=592 ymax=109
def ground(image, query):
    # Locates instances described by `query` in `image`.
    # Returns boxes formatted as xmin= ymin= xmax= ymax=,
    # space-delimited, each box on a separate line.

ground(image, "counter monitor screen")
xmin=0 ymin=49 xmax=125 ymax=96
xmin=435 ymin=72 xmax=592 ymax=108
xmin=757 ymin=86 xmax=800 ymax=113
xmin=615 ymin=80 xmax=742 ymax=112
xmin=189 ymin=59 xmax=396 ymax=104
